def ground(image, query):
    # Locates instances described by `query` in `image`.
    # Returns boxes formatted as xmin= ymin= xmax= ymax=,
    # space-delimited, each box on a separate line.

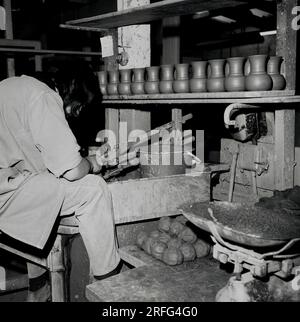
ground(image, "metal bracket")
xmin=224 ymin=103 xmax=262 ymax=128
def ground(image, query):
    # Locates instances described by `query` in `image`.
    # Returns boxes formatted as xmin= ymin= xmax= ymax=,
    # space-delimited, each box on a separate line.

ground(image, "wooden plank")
xmin=0 ymin=242 xmax=47 ymax=267
xmin=119 ymin=245 xmax=166 ymax=268
xmin=172 ymin=108 xmax=183 ymax=148
xmin=103 ymin=90 xmax=295 ymax=100
xmin=104 ymin=108 xmax=119 ymax=149
xmin=102 ymin=93 xmax=300 ymax=105
xmin=66 ymin=0 xmax=245 ymax=29
xmin=102 ymin=97 xmax=300 ymax=105
xmin=108 ymin=173 xmax=210 ymax=224
xmin=274 ymin=109 xmax=295 ymax=190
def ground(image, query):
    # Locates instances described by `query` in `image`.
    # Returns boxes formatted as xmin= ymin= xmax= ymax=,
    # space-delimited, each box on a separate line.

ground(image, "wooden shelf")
xmin=65 ymin=0 xmax=246 ymax=30
xmin=102 ymin=90 xmax=300 ymax=105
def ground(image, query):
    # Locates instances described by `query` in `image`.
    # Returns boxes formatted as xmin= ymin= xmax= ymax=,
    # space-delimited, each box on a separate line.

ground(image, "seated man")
xmin=0 ymin=70 xmax=121 ymax=301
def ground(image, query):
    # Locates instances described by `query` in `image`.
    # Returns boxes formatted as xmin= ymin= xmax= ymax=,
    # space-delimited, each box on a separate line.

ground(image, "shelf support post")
xmin=117 ymin=0 xmax=151 ymax=156
xmin=274 ymin=0 xmax=297 ymax=190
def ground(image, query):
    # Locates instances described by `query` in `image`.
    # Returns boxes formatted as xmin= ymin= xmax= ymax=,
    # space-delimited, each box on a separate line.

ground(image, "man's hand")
xmin=86 ymin=155 xmax=102 ymax=174
xmin=95 ymin=143 xmax=118 ymax=167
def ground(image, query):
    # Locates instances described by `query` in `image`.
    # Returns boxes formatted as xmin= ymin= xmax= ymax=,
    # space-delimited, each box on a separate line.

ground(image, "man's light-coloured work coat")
xmin=0 ymin=75 xmax=82 ymax=249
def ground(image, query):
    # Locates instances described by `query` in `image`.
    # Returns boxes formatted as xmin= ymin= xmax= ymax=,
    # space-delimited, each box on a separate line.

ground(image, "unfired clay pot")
xmin=225 ymin=57 xmax=246 ymax=92
xmin=245 ymin=54 xmax=273 ymax=91
xmin=118 ymin=69 xmax=132 ymax=95
xmin=159 ymin=64 xmax=174 ymax=94
xmin=97 ymin=71 xmax=108 ymax=95
xmin=189 ymin=61 xmax=207 ymax=93
xmin=144 ymin=66 xmax=160 ymax=94
xmin=173 ymin=63 xmax=190 ymax=93
xmin=267 ymin=56 xmax=286 ymax=90
xmin=207 ymin=59 xmax=226 ymax=92
xmin=107 ymin=70 xmax=119 ymax=95
xmin=131 ymin=68 xmax=145 ymax=95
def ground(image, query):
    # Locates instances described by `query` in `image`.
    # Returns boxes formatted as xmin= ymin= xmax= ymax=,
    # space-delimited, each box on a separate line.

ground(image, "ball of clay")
xmin=167 ymin=237 xmax=183 ymax=249
xmin=179 ymin=227 xmax=197 ymax=244
xmin=158 ymin=216 xmax=172 ymax=232
xmin=180 ymin=243 xmax=196 ymax=262
xmin=151 ymin=240 xmax=168 ymax=260
xmin=150 ymin=229 xmax=161 ymax=238
xmin=169 ymin=221 xmax=185 ymax=236
xmin=162 ymin=247 xmax=184 ymax=266
xmin=142 ymin=237 xmax=157 ymax=255
xmin=174 ymin=215 xmax=188 ymax=225
xmin=158 ymin=231 xmax=172 ymax=244
xmin=193 ymin=239 xmax=211 ymax=258
xmin=136 ymin=231 xmax=148 ymax=248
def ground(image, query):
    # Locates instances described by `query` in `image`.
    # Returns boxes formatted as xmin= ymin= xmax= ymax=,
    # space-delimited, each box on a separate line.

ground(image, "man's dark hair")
xmin=32 ymin=63 xmax=104 ymax=156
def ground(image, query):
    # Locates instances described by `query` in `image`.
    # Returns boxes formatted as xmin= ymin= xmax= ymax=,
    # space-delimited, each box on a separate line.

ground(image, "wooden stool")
xmin=0 ymin=216 xmax=79 ymax=302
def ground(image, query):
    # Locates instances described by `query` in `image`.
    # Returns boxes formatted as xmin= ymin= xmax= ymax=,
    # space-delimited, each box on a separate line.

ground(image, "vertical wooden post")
xmin=274 ymin=0 xmax=297 ymax=190
xmin=162 ymin=16 xmax=183 ymax=151
xmin=104 ymin=29 xmax=120 ymax=147
xmin=3 ymin=0 xmax=15 ymax=77
xmin=117 ymin=0 xmax=151 ymax=154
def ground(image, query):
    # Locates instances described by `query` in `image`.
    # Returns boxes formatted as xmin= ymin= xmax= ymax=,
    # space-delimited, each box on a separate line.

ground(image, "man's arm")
xmin=62 ymin=155 xmax=101 ymax=181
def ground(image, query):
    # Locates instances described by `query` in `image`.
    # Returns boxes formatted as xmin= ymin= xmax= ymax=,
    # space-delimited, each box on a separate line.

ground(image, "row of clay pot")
xmin=97 ymin=54 xmax=286 ymax=95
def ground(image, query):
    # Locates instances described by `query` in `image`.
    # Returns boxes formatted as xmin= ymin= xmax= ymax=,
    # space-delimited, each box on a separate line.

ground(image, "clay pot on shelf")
xmin=118 ymin=69 xmax=132 ymax=95
xmin=159 ymin=64 xmax=174 ymax=94
xmin=245 ymin=54 xmax=273 ymax=91
xmin=173 ymin=63 xmax=190 ymax=93
xmin=107 ymin=70 xmax=119 ymax=95
xmin=97 ymin=71 xmax=108 ymax=95
xmin=207 ymin=59 xmax=226 ymax=92
xmin=131 ymin=68 xmax=145 ymax=95
xmin=189 ymin=61 xmax=207 ymax=93
xmin=225 ymin=57 xmax=246 ymax=92
xmin=144 ymin=66 xmax=160 ymax=94
xmin=267 ymin=56 xmax=286 ymax=90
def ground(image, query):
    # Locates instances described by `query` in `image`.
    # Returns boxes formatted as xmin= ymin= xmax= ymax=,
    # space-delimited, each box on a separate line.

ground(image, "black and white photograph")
xmin=0 ymin=0 xmax=300 ymax=312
